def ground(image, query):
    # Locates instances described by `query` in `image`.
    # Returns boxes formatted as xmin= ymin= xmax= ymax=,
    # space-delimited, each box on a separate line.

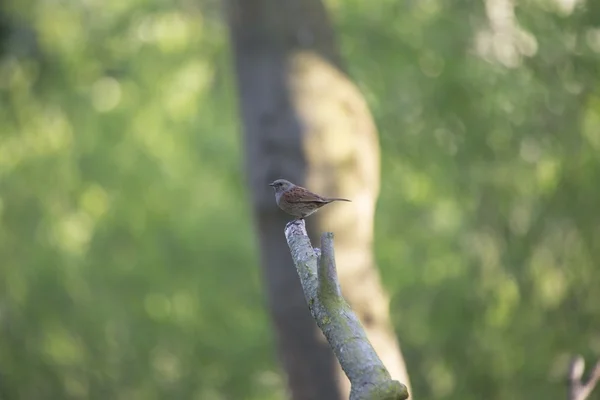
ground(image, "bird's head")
xmin=269 ymin=179 xmax=294 ymax=193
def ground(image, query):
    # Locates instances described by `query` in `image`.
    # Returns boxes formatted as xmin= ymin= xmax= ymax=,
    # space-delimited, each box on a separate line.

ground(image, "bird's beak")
xmin=268 ymin=183 xmax=275 ymax=187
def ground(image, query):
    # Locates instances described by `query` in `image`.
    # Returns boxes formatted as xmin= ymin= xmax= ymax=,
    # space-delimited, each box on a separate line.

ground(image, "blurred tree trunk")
xmin=225 ymin=0 xmax=412 ymax=398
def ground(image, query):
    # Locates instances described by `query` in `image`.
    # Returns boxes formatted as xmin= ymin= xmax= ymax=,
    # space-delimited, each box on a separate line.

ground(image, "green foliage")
xmin=332 ymin=1 xmax=600 ymax=399
xmin=1 ymin=0 xmax=599 ymax=399
xmin=0 ymin=1 xmax=282 ymax=399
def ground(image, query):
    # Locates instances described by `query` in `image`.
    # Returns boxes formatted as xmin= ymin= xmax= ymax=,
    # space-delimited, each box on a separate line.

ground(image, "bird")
xmin=269 ymin=179 xmax=351 ymax=221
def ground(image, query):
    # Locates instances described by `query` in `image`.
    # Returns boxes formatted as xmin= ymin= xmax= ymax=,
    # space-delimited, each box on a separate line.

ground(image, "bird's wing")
xmin=286 ymin=187 xmax=328 ymax=203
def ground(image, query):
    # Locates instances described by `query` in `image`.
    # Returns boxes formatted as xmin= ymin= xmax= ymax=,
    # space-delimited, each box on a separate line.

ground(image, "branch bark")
xmin=284 ymin=220 xmax=409 ymax=400
xmin=568 ymin=355 xmax=600 ymax=400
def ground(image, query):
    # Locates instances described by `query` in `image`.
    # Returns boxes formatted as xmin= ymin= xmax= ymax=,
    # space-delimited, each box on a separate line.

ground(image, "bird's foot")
xmin=285 ymin=218 xmax=304 ymax=229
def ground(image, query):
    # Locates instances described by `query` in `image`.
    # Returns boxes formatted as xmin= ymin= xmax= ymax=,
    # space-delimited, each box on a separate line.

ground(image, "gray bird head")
xmin=269 ymin=179 xmax=295 ymax=194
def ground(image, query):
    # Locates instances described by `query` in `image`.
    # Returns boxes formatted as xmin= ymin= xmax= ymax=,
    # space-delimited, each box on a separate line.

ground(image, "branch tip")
xmin=568 ymin=355 xmax=600 ymax=400
xmin=570 ymin=356 xmax=585 ymax=382
xmin=284 ymin=219 xmax=307 ymax=238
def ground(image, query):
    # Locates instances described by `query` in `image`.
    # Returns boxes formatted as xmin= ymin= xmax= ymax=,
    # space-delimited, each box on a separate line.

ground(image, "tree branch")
xmin=568 ymin=355 xmax=600 ymax=400
xmin=284 ymin=220 xmax=409 ymax=400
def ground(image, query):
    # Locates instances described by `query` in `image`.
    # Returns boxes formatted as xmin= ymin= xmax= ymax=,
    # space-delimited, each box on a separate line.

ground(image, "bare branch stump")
xmin=568 ymin=355 xmax=600 ymax=400
xmin=284 ymin=220 xmax=409 ymax=400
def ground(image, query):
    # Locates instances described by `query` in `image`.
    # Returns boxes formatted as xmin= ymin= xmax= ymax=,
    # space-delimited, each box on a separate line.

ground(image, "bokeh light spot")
xmin=91 ymin=77 xmax=122 ymax=112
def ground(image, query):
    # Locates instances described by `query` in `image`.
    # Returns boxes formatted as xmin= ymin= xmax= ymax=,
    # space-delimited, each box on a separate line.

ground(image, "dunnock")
xmin=269 ymin=179 xmax=351 ymax=220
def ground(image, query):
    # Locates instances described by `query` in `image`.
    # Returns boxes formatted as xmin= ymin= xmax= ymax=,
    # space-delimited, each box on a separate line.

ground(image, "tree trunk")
xmin=225 ymin=0 xmax=412 ymax=398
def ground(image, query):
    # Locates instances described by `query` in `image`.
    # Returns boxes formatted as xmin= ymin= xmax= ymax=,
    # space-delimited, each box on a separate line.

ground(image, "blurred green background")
xmin=1 ymin=0 xmax=600 ymax=399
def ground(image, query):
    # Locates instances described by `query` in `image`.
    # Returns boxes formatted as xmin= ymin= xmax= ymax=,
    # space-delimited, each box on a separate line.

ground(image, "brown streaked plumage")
xmin=269 ymin=179 xmax=351 ymax=220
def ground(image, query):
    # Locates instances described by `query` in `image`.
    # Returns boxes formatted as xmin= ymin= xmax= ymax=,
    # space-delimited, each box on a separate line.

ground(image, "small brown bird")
xmin=269 ymin=179 xmax=351 ymax=221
